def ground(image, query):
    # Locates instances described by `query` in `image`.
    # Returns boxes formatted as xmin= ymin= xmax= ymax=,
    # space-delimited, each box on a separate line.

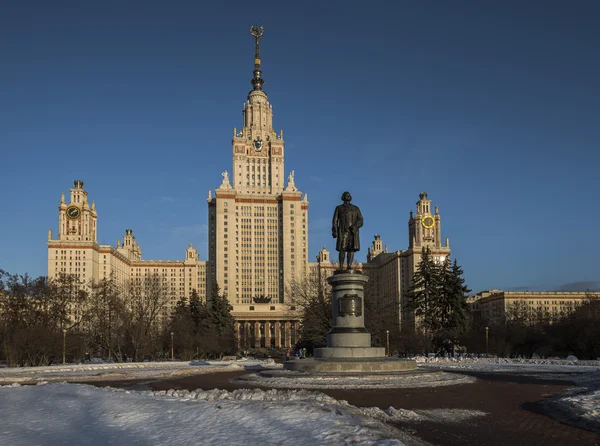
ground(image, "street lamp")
xmin=62 ymin=329 xmax=67 ymax=365
xmin=171 ymin=332 xmax=174 ymax=361
xmin=485 ymin=326 xmax=489 ymax=356
xmin=386 ymin=330 xmax=390 ymax=357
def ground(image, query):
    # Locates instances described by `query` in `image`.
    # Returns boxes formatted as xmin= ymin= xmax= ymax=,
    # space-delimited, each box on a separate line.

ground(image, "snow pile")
xmin=414 ymin=356 xmax=600 ymax=367
xmin=414 ymin=356 xmax=600 ymax=373
xmin=542 ymin=385 xmax=600 ymax=433
xmin=235 ymin=370 xmax=476 ymax=389
xmin=555 ymin=388 xmax=600 ymax=421
xmin=0 ymin=359 xmax=282 ymax=384
xmin=363 ymin=406 xmax=487 ymax=424
xmin=147 ymin=386 xmax=341 ymax=403
xmin=0 ymin=383 xmax=408 ymax=445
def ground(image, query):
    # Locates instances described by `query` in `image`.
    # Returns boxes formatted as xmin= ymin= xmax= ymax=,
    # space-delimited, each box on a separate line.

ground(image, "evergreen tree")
xmin=188 ymin=289 xmax=204 ymax=334
xmin=173 ymin=295 xmax=188 ymax=316
xmin=435 ymin=258 xmax=471 ymax=353
xmin=201 ymin=284 xmax=236 ymax=356
xmin=208 ymin=284 xmax=235 ymax=331
xmin=405 ymin=247 xmax=442 ymax=336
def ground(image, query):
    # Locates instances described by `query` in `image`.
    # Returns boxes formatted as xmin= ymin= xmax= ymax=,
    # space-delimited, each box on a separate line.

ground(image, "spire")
xmin=250 ymin=25 xmax=265 ymax=91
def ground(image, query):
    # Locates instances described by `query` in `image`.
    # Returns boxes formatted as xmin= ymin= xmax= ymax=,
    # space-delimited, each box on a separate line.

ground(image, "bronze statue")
xmin=332 ymin=191 xmax=363 ymax=269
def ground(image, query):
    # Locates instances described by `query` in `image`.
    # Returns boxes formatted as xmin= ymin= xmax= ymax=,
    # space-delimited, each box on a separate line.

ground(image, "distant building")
xmin=47 ymin=180 xmax=209 ymax=310
xmin=469 ymin=290 xmax=593 ymax=324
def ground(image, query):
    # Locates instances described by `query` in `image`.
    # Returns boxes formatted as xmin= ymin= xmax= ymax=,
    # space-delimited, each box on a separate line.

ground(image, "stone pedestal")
xmin=283 ymin=268 xmax=416 ymax=374
xmin=313 ymin=270 xmax=385 ymax=359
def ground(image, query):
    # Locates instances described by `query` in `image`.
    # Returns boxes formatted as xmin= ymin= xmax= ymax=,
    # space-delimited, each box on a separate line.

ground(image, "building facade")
xmin=47 ymin=28 xmax=455 ymax=348
xmin=47 ymin=181 xmax=209 ymax=310
xmin=469 ymin=290 xmax=593 ymax=324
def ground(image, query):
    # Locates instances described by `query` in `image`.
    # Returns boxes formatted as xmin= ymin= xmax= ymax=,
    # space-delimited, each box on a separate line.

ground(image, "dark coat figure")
xmin=332 ymin=191 xmax=363 ymax=269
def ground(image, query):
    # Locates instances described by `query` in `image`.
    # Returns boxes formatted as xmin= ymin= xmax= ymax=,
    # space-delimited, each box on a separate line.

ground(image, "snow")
xmin=1 ymin=357 xmax=599 ymax=439
xmin=235 ymin=370 xmax=476 ymax=389
xmin=554 ymin=388 xmax=600 ymax=421
xmin=415 ymin=356 xmax=600 ymax=374
xmin=0 ymin=360 xmax=281 ymax=384
xmin=0 ymin=383 xmax=408 ymax=445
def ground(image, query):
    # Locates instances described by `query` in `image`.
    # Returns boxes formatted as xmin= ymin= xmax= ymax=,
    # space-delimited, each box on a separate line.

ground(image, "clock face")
xmin=66 ymin=205 xmax=81 ymax=220
xmin=253 ymin=137 xmax=263 ymax=152
xmin=421 ymin=215 xmax=435 ymax=229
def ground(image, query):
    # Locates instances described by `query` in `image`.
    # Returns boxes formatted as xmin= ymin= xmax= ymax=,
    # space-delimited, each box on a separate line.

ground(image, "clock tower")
xmin=56 ymin=180 xmax=98 ymax=242
xmin=405 ymin=191 xmax=450 ymax=274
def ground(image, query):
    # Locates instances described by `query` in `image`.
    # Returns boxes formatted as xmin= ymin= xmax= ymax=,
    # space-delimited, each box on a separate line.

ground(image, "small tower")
xmin=185 ymin=242 xmax=198 ymax=261
xmin=367 ymin=235 xmax=384 ymax=262
xmin=56 ymin=180 xmax=98 ymax=242
xmin=316 ymin=246 xmax=331 ymax=264
xmin=117 ymin=229 xmax=142 ymax=261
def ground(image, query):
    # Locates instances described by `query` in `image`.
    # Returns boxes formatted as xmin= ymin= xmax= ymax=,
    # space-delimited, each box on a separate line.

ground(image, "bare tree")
xmin=287 ymin=273 xmax=332 ymax=349
xmin=87 ymin=276 xmax=127 ymax=360
xmin=122 ymin=275 xmax=170 ymax=361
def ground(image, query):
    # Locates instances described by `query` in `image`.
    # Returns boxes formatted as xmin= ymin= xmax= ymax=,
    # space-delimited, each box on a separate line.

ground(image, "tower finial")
xmin=250 ymin=25 xmax=265 ymax=91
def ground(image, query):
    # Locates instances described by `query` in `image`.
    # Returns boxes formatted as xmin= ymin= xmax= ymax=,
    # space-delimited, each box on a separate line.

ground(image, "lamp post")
xmin=485 ymin=326 xmax=489 ymax=356
xmin=171 ymin=332 xmax=174 ymax=361
xmin=386 ymin=329 xmax=390 ymax=357
xmin=62 ymin=329 xmax=67 ymax=365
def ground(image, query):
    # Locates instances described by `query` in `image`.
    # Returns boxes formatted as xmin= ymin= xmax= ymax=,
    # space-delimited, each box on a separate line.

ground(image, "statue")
xmin=221 ymin=171 xmax=231 ymax=188
xmin=332 ymin=191 xmax=363 ymax=269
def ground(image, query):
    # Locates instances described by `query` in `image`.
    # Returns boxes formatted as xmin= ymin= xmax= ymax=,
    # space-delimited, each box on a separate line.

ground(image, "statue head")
xmin=341 ymin=191 xmax=352 ymax=202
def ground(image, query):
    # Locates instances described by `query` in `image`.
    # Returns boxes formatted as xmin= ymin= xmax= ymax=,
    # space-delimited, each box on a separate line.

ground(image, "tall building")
xmin=207 ymin=26 xmax=306 ymax=348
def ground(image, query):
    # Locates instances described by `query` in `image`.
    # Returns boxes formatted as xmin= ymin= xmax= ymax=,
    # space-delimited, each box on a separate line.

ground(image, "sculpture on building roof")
xmin=249 ymin=25 xmax=265 ymax=91
xmin=221 ymin=171 xmax=231 ymax=188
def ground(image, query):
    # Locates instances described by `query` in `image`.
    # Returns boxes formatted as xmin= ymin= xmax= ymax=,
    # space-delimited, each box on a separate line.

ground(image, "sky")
xmin=1 ymin=0 xmax=599 ymax=293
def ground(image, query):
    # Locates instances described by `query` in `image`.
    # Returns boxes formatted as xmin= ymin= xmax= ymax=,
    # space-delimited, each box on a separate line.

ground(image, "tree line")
xmin=0 ymin=270 xmax=236 ymax=366
xmin=3 ymin=255 xmax=598 ymax=365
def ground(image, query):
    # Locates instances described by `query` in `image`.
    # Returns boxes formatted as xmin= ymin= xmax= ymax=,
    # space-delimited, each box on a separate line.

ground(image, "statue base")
xmin=282 ymin=357 xmax=417 ymax=373
xmin=313 ymin=346 xmax=386 ymax=359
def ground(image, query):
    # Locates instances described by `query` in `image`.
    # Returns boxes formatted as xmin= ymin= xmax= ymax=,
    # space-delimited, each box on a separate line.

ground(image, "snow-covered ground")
xmin=236 ymin=369 xmax=476 ymax=389
xmin=415 ymin=356 xmax=600 ymax=374
xmin=1 ymin=357 xmax=599 ymax=441
xmin=0 ymin=382 xmax=420 ymax=446
xmin=0 ymin=359 xmax=280 ymax=384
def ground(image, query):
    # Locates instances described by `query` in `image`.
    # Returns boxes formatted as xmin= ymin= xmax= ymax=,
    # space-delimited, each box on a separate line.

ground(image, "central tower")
xmin=231 ymin=25 xmax=285 ymax=195
xmin=208 ymin=26 xmax=308 ymax=310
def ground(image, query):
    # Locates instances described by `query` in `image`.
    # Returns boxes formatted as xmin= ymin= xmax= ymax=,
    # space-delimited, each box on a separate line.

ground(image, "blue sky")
xmin=1 ymin=1 xmax=599 ymax=292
